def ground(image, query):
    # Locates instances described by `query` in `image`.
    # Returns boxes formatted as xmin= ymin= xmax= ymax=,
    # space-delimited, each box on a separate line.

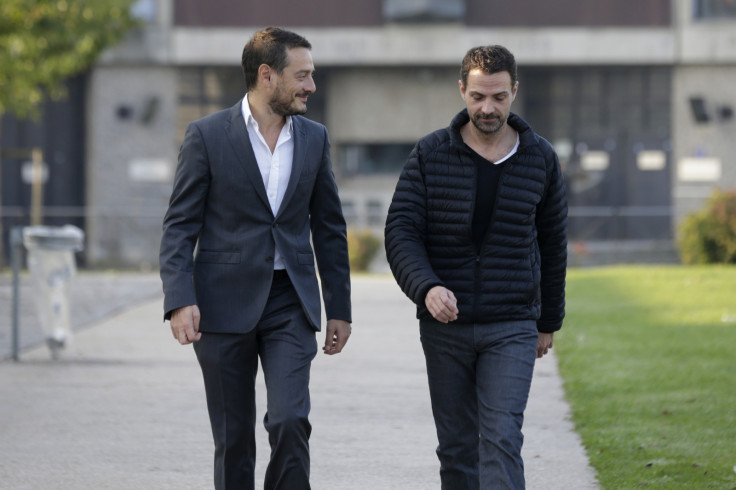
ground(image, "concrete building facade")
xmin=2 ymin=0 xmax=734 ymax=268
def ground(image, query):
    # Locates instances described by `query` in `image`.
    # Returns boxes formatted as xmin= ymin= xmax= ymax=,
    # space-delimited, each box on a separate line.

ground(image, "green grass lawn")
xmin=556 ymin=265 xmax=736 ymax=489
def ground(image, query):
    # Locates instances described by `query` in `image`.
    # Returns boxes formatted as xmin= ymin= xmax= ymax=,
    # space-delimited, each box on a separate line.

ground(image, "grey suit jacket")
xmin=159 ymin=101 xmax=351 ymax=333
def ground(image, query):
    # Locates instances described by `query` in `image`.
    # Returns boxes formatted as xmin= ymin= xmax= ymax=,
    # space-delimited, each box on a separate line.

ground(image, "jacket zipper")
xmin=473 ymin=162 xmax=511 ymax=321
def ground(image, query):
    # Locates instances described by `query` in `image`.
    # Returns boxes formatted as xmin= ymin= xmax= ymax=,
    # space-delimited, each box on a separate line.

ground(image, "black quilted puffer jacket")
xmin=384 ymin=110 xmax=568 ymax=332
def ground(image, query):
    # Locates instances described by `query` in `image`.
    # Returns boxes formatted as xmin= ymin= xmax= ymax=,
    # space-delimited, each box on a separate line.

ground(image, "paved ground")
xmin=0 ymin=271 xmax=163 ymax=360
xmin=0 ymin=272 xmax=599 ymax=489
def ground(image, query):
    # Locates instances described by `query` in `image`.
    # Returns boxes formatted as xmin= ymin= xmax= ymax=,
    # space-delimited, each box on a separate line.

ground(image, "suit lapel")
xmin=276 ymin=116 xmax=306 ymax=218
xmin=224 ymin=102 xmax=271 ymax=212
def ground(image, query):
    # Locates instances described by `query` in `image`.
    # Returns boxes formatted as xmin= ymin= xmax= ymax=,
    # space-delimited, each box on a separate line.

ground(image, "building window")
xmin=366 ymin=200 xmax=385 ymax=226
xmin=522 ymin=66 xmax=672 ymax=241
xmin=177 ymin=67 xmax=244 ymax=142
xmin=131 ymin=0 xmax=157 ymax=23
xmin=694 ymin=0 xmax=736 ymax=19
xmin=336 ymin=143 xmax=414 ymax=176
xmin=341 ymin=201 xmax=357 ymax=226
xmin=383 ymin=0 xmax=466 ymax=22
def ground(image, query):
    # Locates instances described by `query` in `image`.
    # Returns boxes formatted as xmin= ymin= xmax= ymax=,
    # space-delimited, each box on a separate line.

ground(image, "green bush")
xmin=678 ymin=189 xmax=736 ymax=264
xmin=347 ymin=230 xmax=381 ymax=271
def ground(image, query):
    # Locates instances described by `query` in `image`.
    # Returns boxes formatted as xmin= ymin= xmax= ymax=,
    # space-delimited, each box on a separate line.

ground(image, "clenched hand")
xmin=170 ymin=305 xmax=202 ymax=345
xmin=323 ymin=319 xmax=351 ymax=355
xmin=425 ymin=286 xmax=459 ymax=323
xmin=537 ymin=332 xmax=554 ymax=358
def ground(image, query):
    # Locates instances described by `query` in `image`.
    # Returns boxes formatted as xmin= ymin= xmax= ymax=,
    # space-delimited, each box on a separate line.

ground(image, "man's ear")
xmin=458 ymin=79 xmax=466 ymax=98
xmin=258 ymin=64 xmax=272 ymax=87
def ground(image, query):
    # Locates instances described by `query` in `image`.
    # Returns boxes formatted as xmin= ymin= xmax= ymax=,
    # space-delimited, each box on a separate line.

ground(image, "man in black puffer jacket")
xmin=385 ymin=45 xmax=567 ymax=490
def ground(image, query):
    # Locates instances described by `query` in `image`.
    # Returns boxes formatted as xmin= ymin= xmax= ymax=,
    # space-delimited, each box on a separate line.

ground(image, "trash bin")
xmin=22 ymin=225 xmax=85 ymax=359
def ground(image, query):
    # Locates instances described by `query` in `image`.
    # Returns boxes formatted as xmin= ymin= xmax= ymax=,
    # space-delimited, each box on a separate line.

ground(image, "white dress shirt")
xmin=241 ymin=94 xmax=294 ymax=270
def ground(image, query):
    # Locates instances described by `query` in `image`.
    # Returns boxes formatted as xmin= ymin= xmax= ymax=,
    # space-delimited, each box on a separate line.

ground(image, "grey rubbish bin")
xmin=22 ymin=225 xmax=85 ymax=359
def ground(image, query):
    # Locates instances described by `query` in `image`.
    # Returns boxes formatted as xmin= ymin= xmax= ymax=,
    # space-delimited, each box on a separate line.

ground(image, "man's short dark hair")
xmin=460 ymin=45 xmax=518 ymax=87
xmin=241 ymin=27 xmax=312 ymax=91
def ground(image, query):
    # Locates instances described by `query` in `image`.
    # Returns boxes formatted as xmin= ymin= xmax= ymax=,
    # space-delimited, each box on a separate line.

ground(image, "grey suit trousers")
xmin=193 ymin=272 xmax=317 ymax=490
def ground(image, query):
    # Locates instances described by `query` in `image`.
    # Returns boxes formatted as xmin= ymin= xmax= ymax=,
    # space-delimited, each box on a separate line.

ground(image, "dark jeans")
xmin=194 ymin=273 xmax=317 ymax=490
xmin=420 ymin=319 xmax=538 ymax=490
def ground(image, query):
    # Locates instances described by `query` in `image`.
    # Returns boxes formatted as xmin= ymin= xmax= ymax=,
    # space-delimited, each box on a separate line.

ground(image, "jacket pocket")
xmin=195 ymin=251 xmax=241 ymax=264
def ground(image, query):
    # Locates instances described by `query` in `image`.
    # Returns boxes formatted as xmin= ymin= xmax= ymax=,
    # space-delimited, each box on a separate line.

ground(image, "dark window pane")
xmin=383 ymin=0 xmax=465 ymax=22
xmin=694 ymin=0 xmax=736 ymax=18
xmin=337 ymin=143 xmax=415 ymax=175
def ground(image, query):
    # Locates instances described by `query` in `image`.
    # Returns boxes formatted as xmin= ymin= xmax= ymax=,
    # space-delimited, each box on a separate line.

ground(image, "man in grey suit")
xmin=159 ymin=27 xmax=352 ymax=490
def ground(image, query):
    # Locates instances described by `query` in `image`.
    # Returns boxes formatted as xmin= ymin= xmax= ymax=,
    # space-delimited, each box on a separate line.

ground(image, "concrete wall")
xmin=76 ymin=0 xmax=736 ymax=267
xmin=671 ymin=66 xmax=736 ymax=225
xmin=172 ymin=26 xmax=675 ymax=67
xmin=85 ymin=66 xmax=178 ymax=268
xmin=326 ymin=66 xmax=462 ymax=144
xmin=676 ymin=0 xmax=736 ymax=64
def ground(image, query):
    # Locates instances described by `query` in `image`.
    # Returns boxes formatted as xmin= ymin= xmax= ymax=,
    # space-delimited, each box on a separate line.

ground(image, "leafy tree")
xmin=0 ymin=0 xmax=139 ymax=117
xmin=0 ymin=0 xmax=138 ymax=265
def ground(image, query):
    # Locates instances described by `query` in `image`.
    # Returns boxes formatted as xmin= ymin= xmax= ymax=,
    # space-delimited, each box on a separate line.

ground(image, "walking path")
xmin=0 ymin=273 xmax=598 ymax=489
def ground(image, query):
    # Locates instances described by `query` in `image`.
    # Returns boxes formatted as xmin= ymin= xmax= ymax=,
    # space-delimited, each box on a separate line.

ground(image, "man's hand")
xmin=323 ymin=319 xmax=351 ymax=355
xmin=170 ymin=305 xmax=202 ymax=345
xmin=425 ymin=286 xmax=459 ymax=323
xmin=537 ymin=332 xmax=554 ymax=358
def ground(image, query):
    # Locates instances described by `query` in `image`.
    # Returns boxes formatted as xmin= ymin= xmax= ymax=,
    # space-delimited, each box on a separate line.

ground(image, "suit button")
xmin=272 ymin=223 xmax=278 ymax=228
xmin=266 ymin=256 xmax=273 ymax=263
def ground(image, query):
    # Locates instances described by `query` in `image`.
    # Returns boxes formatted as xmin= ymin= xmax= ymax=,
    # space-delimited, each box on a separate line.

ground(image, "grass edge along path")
xmin=556 ymin=265 xmax=736 ymax=489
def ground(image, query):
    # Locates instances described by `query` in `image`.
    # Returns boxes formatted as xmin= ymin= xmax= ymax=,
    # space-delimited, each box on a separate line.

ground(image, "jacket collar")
xmin=224 ymin=101 xmax=307 ymax=218
xmin=449 ymin=109 xmax=535 ymax=151
xmin=225 ymin=102 xmax=270 ymax=211
xmin=278 ymin=115 xmax=307 ymax=218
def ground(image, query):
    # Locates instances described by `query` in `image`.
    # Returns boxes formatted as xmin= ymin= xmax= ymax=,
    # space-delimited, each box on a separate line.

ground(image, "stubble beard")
xmin=269 ymin=85 xmax=308 ymax=116
xmin=471 ymin=112 xmax=506 ymax=135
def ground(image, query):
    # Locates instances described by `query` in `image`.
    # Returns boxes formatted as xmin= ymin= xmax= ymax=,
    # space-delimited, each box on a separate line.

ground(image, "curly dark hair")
xmin=460 ymin=45 xmax=518 ymax=87
xmin=241 ymin=27 xmax=312 ymax=91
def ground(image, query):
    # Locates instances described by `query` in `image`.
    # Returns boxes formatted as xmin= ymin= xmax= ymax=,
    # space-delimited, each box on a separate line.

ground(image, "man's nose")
xmin=481 ymin=100 xmax=496 ymax=114
xmin=305 ymin=76 xmax=316 ymax=94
